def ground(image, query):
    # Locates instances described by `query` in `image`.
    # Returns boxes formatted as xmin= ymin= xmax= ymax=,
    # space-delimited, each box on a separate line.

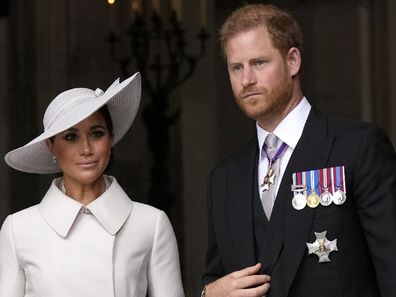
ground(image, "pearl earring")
xmin=52 ymin=156 xmax=57 ymax=163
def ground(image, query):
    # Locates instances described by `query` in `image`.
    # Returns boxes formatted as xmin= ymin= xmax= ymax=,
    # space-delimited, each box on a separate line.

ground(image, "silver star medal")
xmin=261 ymin=167 xmax=275 ymax=191
xmin=306 ymin=231 xmax=338 ymax=263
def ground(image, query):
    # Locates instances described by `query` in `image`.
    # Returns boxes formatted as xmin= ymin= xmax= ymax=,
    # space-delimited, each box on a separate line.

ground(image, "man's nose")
xmin=242 ymin=67 xmax=256 ymax=88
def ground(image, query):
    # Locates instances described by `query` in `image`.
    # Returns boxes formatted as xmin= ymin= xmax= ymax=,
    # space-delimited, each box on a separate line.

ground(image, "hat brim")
xmin=5 ymin=72 xmax=141 ymax=174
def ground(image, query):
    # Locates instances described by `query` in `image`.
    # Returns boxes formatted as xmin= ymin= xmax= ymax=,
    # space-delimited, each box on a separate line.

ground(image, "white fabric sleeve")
xmin=0 ymin=215 xmax=26 ymax=297
xmin=147 ymin=211 xmax=185 ymax=297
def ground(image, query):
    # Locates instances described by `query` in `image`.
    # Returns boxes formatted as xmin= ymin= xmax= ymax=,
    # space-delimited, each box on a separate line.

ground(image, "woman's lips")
xmin=76 ymin=161 xmax=97 ymax=168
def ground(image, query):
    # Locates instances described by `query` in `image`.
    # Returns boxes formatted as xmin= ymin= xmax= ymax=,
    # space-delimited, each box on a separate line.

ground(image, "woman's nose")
xmin=80 ymin=139 xmax=93 ymax=156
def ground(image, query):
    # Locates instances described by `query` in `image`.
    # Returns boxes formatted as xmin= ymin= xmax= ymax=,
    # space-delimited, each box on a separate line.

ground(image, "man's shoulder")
xmin=308 ymin=109 xmax=394 ymax=155
xmin=312 ymin=108 xmax=382 ymax=137
xmin=327 ymin=114 xmax=372 ymax=130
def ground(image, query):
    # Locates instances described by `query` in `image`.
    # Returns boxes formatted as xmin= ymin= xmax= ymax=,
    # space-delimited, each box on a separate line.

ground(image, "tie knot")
xmin=264 ymin=133 xmax=279 ymax=150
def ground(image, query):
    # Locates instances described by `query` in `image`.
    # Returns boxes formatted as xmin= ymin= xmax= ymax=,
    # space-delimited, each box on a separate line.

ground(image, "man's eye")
xmin=230 ymin=64 xmax=242 ymax=72
xmin=64 ymin=133 xmax=77 ymax=141
xmin=254 ymin=60 xmax=265 ymax=66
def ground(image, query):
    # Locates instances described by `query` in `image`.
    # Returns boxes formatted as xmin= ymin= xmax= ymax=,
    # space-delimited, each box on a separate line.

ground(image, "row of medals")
xmin=291 ymin=186 xmax=346 ymax=210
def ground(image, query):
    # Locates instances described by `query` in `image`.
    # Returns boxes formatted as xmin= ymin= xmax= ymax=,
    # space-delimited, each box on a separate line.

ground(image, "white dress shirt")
xmin=257 ymin=97 xmax=311 ymax=196
xmin=0 ymin=175 xmax=185 ymax=297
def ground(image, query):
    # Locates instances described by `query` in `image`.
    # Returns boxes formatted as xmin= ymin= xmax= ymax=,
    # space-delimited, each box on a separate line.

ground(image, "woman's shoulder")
xmin=124 ymin=201 xmax=172 ymax=231
xmin=122 ymin=202 xmax=176 ymax=244
xmin=1 ymin=205 xmax=41 ymax=238
xmin=4 ymin=205 xmax=40 ymax=224
xmin=130 ymin=201 xmax=166 ymax=220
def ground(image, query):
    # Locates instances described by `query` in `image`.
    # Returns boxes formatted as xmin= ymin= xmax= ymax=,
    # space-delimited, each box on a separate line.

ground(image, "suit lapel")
xmin=258 ymin=109 xmax=334 ymax=278
xmin=281 ymin=108 xmax=335 ymax=295
xmin=226 ymin=140 xmax=258 ymax=268
xmin=223 ymin=109 xmax=335 ymax=284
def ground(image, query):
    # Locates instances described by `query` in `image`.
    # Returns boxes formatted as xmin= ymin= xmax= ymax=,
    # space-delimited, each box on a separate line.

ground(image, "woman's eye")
xmin=254 ymin=60 xmax=265 ymax=66
xmin=64 ymin=133 xmax=77 ymax=141
xmin=92 ymin=130 xmax=105 ymax=138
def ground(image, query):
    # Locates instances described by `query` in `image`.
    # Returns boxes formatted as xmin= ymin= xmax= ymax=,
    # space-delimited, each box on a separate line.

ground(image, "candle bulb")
xmin=108 ymin=0 xmax=116 ymax=30
xmin=131 ymin=0 xmax=138 ymax=13
xmin=131 ymin=0 xmax=141 ymax=20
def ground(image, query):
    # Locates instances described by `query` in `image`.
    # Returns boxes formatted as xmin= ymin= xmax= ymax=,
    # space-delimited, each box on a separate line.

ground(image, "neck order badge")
xmin=260 ymin=134 xmax=287 ymax=191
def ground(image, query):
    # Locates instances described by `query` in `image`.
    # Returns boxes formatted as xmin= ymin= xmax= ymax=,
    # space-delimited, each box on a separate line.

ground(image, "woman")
xmin=0 ymin=73 xmax=185 ymax=297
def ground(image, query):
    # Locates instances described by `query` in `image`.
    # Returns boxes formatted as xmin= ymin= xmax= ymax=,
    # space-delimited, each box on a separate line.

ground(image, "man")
xmin=202 ymin=4 xmax=396 ymax=297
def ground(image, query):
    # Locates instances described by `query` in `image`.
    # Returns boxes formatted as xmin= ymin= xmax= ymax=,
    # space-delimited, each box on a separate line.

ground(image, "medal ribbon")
xmin=306 ymin=170 xmax=319 ymax=194
xmin=302 ymin=171 xmax=307 ymax=196
xmin=297 ymin=171 xmax=302 ymax=186
xmin=319 ymin=169 xmax=324 ymax=194
xmin=314 ymin=170 xmax=319 ymax=193
xmin=263 ymin=142 xmax=288 ymax=166
xmin=306 ymin=171 xmax=311 ymax=193
xmin=341 ymin=166 xmax=346 ymax=192
xmin=326 ymin=167 xmax=333 ymax=194
xmin=337 ymin=166 xmax=346 ymax=192
xmin=292 ymin=171 xmax=303 ymax=188
xmin=320 ymin=168 xmax=332 ymax=194
xmin=335 ymin=166 xmax=341 ymax=189
xmin=331 ymin=167 xmax=336 ymax=194
xmin=331 ymin=166 xmax=346 ymax=193
xmin=292 ymin=171 xmax=305 ymax=194
xmin=292 ymin=172 xmax=296 ymax=188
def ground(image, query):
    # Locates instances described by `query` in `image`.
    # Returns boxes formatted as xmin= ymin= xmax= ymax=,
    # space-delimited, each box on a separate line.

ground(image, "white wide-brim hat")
xmin=5 ymin=72 xmax=141 ymax=174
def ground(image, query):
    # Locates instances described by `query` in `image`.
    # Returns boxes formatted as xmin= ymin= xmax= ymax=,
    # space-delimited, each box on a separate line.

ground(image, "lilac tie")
xmin=261 ymin=133 xmax=281 ymax=219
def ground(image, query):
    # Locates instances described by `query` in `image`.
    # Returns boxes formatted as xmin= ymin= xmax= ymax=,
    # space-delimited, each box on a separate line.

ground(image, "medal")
xmin=331 ymin=166 xmax=347 ymax=205
xmin=292 ymin=192 xmax=307 ymax=210
xmin=261 ymin=165 xmax=275 ymax=191
xmin=307 ymin=192 xmax=320 ymax=208
xmin=332 ymin=189 xmax=346 ymax=205
xmin=306 ymin=231 xmax=338 ymax=263
xmin=319 ymin=168 xmax=332 ymax=206
xmin=320 ymin=190 xmax=333 ymax=206
xmin=306 ymin=170 xmax=319 ymax=208
xmin=260 ymin=140 xmax=287 ymax=192
xmin=291 ymin=172 xmax=307 ymax=210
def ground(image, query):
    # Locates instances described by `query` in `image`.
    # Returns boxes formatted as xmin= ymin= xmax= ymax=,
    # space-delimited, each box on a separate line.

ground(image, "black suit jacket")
xmin=203 ymin=108 xmax=396 ymax=297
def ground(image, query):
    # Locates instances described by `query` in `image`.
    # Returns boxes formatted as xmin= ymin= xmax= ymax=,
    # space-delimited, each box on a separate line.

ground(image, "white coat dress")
xmin=0 ymin=176 xmax=185 ymax=297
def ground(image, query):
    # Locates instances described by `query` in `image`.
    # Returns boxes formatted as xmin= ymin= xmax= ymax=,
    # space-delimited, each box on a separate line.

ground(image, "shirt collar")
xmin=39 ymin=175 xmax=133 ymax=237
xmin=257 ymin=97 xmax=311 ymax=152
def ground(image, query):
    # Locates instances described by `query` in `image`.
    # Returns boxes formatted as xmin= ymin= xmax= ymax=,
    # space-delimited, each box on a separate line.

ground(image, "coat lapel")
xmin=258 ymin=109 xmax=334 ymax=278
xmin=226 ymin=140 xmax=258 ymax=269
xmin=282 ymin=108 xmax=335 ymax=295
xmin=222 ymin=109 xmax=335 ymax=284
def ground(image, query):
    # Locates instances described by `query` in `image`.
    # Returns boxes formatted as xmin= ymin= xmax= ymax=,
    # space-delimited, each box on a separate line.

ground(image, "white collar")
xmin=39 ymin=175 xmax=133 ymax=237
xmin=257 ymin=97 xmax=311 ymax=152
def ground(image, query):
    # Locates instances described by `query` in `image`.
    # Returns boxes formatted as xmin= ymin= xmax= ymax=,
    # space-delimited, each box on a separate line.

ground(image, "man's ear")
xmin=287 ymin=47 xmax=301 ymax=77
